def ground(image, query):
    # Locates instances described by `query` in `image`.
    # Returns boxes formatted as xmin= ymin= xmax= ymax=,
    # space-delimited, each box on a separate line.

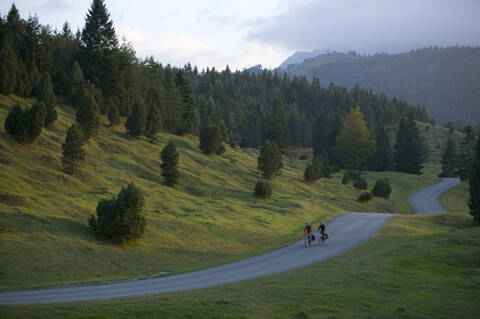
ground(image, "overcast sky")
xmin=2 ymin=0 xmax=480 ymax=70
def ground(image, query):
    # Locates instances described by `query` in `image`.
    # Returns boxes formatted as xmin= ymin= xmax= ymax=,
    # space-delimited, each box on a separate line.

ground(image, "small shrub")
xmin=254 ymin=180 xmax=272 ymax=199
xmin=372 ymin=178 xmax=392 ymax=199
xmin=354 ymin=177 xmax=368 ymax=190
xmin=299 ymin=154 xmax=307 ymax=160
xmin=358 ymin=192 xmax=373 ymax=202
xmin=341 ymin=172 xmax=350 ymax=184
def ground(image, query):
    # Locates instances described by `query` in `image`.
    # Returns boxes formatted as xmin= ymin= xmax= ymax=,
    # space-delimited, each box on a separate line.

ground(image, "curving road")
xmin=409 ymin=178 xmax=460 ymax=214
xmin=0 ymin=178 xmax=460 ymax=305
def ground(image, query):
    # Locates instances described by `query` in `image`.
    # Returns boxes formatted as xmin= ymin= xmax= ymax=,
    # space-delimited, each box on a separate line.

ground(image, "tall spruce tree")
xmin=163 ymin=71 xmax=184 ymax=133
xmin=368 ymin=126 xmax=393 ymax=171
xmin=68 ymin=61 xmax=85 ymax=107
xmin=458 ymin=126 xmax=477 ymax=181
xmin=125 ymin=102 xmax=146 ymax=137
xmin=175 ymin=70 xmax=199 ymax=135
xmin=257 ymin=140 xmax=283 ymax=179
xmin=0 ymin=37 xmax=20 ymax=95
xmin=334 ymin=106 xmax=376 ymax=169
xmin=145 ymin=105 xmax=161 ymax=139
xmin=62 ymin=124 xmax=86 ymax=175
xmin=39 ymin=72 xmax=57 ymax=125
xmin=266 ymin=98 xmax=289 ymax=151
xmin=469 ymin=138 xmax=480 ymax=224
xmin=76 ymin=92 xmax=100 ymax=140
xmin=393 ymin=116 xmax=424 ymax=174
xmin=160 ymin=139 xmax=180 ymax=187
xmin=107 ymin=104 xmax=120 ymax=127
xmin=80 ymin=0 xmax=119 ymax=98
xmin=199 ymin=119 xmax=228 ymax=155
xmin=439 ymin=137 xmax=457 ymax=177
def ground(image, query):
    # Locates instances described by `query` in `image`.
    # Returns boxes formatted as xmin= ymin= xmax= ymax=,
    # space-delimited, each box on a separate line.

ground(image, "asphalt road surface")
xmin=409 ymin=177 xmax=461 ymax=214
xmin=0 ymin=178 xmax=460 ymax=305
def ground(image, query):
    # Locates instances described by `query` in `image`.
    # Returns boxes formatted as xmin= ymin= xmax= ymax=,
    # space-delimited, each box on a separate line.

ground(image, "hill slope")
xmin=279 ymin=47 xmax=480 ymax=126
xmin=0 ymin=95 xmax=442 ymax=289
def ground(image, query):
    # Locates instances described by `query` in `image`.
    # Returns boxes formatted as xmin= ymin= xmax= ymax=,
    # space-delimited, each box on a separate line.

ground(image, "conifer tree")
xmin=62 ymin=124 xmax=86 ymax=175
xmin=4 ymin=104 xmax=22 ymax=136
xmin=89 ymin=183 xmax=146 ymax=241
xmin=145 ymin=105 xmax=161 ymax=139
xmin=163 ymin=71 xmax=184 ymax=133
xmin=80 ymin=0 xmax=119 ymax=98
xmin=257 ymin=140 xmax=283 ymax=179
xmin=393 ymin=116 xmax=424 ymax=174
xmin=76 ymin=92 xmax=100 ymax=140
xmin=458 ymin=126 xmax=477 ymax=181
xmin=175 ymin=70 xmax=199 ymax=135
xmin=0 ymin=38 xmax=20 ymax=95
xmin=199 ymin=120 xmax=228 ymax=155
xmin=439 ymin=137 xmax=457 ymax=177
xmin=39 ymin=72 xmax=57 ymax=125
xmin=161 ymin=139 xmax=180 ymax=187
xmin=368 ymin=126 xmax=393 ymax=171
xmin=334 ymin=106 xmax=376 ymax=169
xmin=469 ymin=138 xmax=480 ymax=224
xmin=68 ymin=61 xmax=85 ymax=107
xmin=15 ymin=102 xmax=47 ymax=144
xmin=266 ymin=98 xmax=289 ymax=151
xmin=125 ymin=102 xmax=146 ymax=137
xmin=107 ymin=104 xmax=120 ymax=127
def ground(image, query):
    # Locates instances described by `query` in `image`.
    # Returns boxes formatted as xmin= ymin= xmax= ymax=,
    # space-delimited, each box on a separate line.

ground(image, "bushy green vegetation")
xmin=254 ymin=180 xmax=272 ymax=199
xmin=257 ymin=140 xmax=283 ymax=179
xmin=358 ymin=192 xmax=372 ymax=202
xmin=372 ymin=178 xmax=392 ymax=199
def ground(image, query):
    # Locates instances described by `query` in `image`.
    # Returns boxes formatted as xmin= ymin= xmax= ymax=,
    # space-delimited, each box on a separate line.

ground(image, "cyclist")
xmin=317 ymin=221 xmax=327 ymax=240
xmin=304 ymin=222 xmax=313 ymax=242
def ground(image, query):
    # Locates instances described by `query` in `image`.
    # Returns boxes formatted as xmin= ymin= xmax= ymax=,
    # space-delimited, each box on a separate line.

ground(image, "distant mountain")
xmin=278 ymin=49 xmax=326 ymax=69
xmin=277 ymin=47 xmax=480 ymax=126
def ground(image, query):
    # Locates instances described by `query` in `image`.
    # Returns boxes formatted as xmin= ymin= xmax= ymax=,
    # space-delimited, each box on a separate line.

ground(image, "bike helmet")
xmin=306 ymin=221 xmax=310 ymax=225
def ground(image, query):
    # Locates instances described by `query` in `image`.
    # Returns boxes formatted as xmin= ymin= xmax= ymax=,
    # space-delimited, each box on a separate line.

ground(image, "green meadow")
xmin=0 ymin=95 xmax=445 ymax=290
xmin=2 ymin=180 xmax=478 ymax=319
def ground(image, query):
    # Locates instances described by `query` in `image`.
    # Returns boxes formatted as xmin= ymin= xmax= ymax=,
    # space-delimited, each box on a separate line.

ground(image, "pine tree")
xmin=257 ymin=140 xmax=283 ymax=179
xmin=125 ymin=102 xmax=146 ymax=137
xmin=68 ymin=61 xmax=85 ymax=107
xmin=76 ymin=92 xmax=100 ymax=140
xmin=107 ymin=104 xmax=120 ymax=127
xmin=0 ymin=38 xmax=20 ymax=95
xmin=163 ymin=71 xmax=184 ymax=133
xmin=199 ymin=120 xmax=228 ymax=155
xmin=393 ymin=116 xmax=424 ymax=174
xmin=469 ymin=138 xmax=480 ymax=224
xmin=62 ymin=124 xmax=86 ymax=175
xmin=39 ymin=72 xmax=57 ymax=125
xmin=89 ymin=183 xmax=146 ymax=241
xmin=15 ymin=102 xmax=47 ymax=144
xmin=80 ymin=0 xmax=119 ymax=98
xmin=266 ymin=98 xmax=289 ymax=151
xmin=439 ymin=137 xmax=457 ymax=177
xmin=145 ymin=105 xmax=161 ymax=139
xmin=458 ymin=126 xmax=477 ymax=181
xmin=368 ymin=126 xmax=393 ymax=171
xmin=160 ymin=139 xmax=180 ymax=187
xmin=175 ymin=70 xmax=199 ymax=135
xmin=334 ymin=106 xmax=376 ymax=169
xmin=4 ymin=104 xmax=22 ymax=136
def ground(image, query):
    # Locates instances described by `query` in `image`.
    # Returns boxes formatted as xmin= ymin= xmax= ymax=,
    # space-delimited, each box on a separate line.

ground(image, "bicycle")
xmin=304 ymin=233 xmax=315 ymax=248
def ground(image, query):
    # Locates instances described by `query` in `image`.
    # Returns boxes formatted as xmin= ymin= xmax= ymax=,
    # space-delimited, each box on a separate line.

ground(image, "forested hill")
xmin=0 ymin=2 xmax=428 ymax=151
xmin=278 ymin=47 xmax=480 ymax=126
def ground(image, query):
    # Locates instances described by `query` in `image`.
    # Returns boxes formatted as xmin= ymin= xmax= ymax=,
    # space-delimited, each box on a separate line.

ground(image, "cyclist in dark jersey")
xmin=317 ymin=221 xmax=326 ymax=240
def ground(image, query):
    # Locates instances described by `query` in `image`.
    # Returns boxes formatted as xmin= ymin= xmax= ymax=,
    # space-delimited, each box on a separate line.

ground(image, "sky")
xmin=2 ymin=0 xmax=480 ymax=70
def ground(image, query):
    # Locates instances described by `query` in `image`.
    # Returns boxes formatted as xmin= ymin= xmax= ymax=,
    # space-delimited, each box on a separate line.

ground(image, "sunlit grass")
xmin=0 ymin=95 xmax=441 ymax=289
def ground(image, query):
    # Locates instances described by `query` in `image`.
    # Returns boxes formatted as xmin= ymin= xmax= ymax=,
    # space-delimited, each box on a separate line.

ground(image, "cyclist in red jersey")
xmin=304 ymin=221 xmax=313 ymax=240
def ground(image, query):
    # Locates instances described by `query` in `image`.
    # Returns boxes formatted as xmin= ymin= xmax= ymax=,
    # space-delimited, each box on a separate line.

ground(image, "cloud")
xmin=249 ymin=0 xmax=480 ymax=54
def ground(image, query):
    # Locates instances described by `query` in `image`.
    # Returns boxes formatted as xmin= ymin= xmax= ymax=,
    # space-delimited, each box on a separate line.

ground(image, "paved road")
xmin=0 ymin=178 xmax=460 ymax=305
xmin=409 ymin=178 xmax=460 ymax=214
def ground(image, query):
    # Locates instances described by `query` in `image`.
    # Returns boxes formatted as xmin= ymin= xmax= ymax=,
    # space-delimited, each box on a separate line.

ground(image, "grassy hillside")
xmin=3 ymin=209 xmax=478 ymax=318
xmin=0 ymin=95 xmax=441 ymax=290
